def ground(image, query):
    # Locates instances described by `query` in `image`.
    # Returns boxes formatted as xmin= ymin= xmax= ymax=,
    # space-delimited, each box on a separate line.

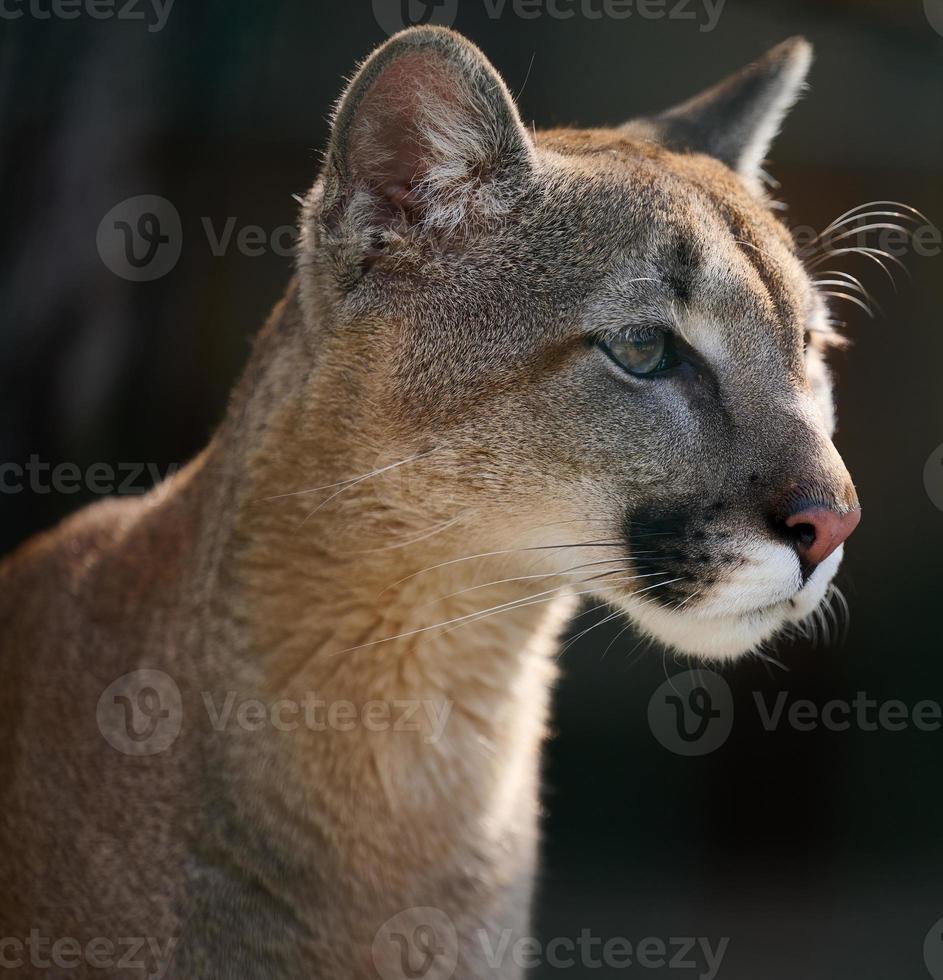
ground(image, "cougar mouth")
xmin=609 ymin=536 xmax=845 ymax=661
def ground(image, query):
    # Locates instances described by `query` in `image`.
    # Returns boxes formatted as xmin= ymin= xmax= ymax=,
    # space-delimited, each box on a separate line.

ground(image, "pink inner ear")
xmin=346 ymin=51 xmax=466 ymax=220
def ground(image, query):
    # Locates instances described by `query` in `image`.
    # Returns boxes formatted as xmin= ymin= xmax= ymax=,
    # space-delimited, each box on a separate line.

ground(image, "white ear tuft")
xmin=321 ymin=27 xmax=534 ymax=258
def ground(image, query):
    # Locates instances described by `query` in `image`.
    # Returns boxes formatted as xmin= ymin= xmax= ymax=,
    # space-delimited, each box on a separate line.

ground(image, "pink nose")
xmin=784 ymin=505 xmax=861 ymax=567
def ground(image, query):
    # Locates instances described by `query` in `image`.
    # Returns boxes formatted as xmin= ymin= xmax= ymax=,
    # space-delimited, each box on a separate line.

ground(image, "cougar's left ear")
xmin=629 ymin=37 xmax=813 ymax=193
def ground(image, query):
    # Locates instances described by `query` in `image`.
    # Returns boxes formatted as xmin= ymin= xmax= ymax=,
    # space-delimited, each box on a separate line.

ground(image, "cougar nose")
xmin=784 ymin=504 xmax=861 ymax=568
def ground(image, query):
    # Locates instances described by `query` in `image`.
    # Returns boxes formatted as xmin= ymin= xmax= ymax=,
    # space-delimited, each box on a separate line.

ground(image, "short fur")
xmin=0 ymin=29 xmax=856 ymax=978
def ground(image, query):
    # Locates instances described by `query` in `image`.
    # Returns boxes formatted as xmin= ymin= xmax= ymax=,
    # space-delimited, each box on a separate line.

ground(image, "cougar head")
xmin=297 ymin=27 xmax=859 ymax=661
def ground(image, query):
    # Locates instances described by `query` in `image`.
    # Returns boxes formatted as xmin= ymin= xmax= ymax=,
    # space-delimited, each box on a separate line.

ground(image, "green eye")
xmin=601 ymin=329 xmax=681 ymax=377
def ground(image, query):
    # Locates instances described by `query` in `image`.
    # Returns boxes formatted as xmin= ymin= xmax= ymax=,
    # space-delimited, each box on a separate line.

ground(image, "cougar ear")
xmin=320 ymin=26 xmax=534 ymax=262
xmin=631 ymin=37 xmax=812 ymax=193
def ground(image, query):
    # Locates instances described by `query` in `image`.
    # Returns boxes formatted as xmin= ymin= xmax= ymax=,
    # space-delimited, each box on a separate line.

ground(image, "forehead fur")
xmin=361 ymin=123 xmax=817 ymax=372
xmin=534 ymin=126 xmax=811 ymax=322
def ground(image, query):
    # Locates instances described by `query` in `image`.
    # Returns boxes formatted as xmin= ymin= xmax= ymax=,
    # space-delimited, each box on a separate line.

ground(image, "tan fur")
xmin=1 ymin=28 xmax=856 ymax=978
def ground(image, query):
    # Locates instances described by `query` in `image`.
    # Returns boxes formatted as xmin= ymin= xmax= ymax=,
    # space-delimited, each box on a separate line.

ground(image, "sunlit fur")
xmin=0 ymin=27 xmax=886 ymax=979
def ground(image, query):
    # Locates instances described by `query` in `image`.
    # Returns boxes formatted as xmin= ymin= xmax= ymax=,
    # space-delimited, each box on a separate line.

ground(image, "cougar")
xmin=1 ymin=26 xmax=861 ymax=979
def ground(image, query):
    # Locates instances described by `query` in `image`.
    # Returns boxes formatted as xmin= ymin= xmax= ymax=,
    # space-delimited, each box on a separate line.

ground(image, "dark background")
xmin=2 ymin=1 xmax=942 ymax=977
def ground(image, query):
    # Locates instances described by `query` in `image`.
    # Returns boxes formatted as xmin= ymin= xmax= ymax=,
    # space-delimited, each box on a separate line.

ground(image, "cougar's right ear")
xmin=316 ymin=27 xmax=535 ymax=279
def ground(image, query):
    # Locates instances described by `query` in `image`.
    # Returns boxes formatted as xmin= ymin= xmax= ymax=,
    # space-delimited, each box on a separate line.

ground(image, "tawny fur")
xmin=1 ymin=27 xmax=857 ymax=979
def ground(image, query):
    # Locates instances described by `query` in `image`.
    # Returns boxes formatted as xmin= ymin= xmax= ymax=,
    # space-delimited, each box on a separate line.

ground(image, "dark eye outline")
xmin=595 ymin=328 xmax=683 ymax=378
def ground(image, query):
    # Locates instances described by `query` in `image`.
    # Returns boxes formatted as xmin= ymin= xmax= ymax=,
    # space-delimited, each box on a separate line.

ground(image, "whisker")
xmin=813 ymin=277 xmax=870 ymax=298
xmin=342 ymin=573 xmax=682 ymax=656
xmin=260 ymin=447 xmax=438 ymax=503
xmin=439 ymin=574 xmax=683 ymax=640
xmin=823 ymin=221 xmax=917 ymax=250
xmin=754 ymin=648 xmax=789 ymax=673
xmin=830 ymin=584 xmax=851 ymax=644
xmin=807 ymin=246 xmax=906 ymax=286
xmin=820 ymin=290 xmax=875 ymax=319
xmin=814 ymin=269 xmax=875 ymax=303
xmin=416 ymin=560 xmax=666 ymax=609
xmin=354 ymin=515 xmax=464 ymax=553
xmin=807 ymin=200 xmax=928 ymax=247
xmin=301 ymin=450 xmax=444 ymax=524
xmin=807 ymin=211 xmax=922 ymax=251
xmin=559 ymin=603 xmax=626 ymax=657
xmin=377 ymin=540 xmax=630 ymax=597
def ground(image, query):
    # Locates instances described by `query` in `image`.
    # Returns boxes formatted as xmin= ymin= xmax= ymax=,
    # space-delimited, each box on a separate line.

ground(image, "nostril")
xmin=781 ymin=504 xmax=861 ymax=569
xmin=790 ymin=521 xmax=817 ymax=552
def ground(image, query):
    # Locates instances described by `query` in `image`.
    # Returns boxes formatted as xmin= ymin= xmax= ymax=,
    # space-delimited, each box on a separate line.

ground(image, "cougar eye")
xmin=600 ymin=329 xmax=681 ymax=377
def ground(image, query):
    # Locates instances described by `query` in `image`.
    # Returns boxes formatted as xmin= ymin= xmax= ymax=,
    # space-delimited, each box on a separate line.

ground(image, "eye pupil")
xmin=603 ymin=329 xmax=678 ymax=377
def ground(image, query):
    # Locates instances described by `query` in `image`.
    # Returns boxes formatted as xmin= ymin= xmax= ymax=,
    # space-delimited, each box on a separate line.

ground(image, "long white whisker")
xmin=559 ymin=603 xmax=627 ymax=657
xmin=260 ymin=447 xmax=437 ymax=503
xmin=376 ymin=540 xmax=629 ymax=597
xmin=438 ymin=576 xmax=687 ymax=641
xmin=824 ymin=221 xmax=917 ymax=248
xmin=354 ymin=515 xmax=464 ymax=553
xmin=807 ymin=246 xmax=905 ymax=286
xmin=820 ymin=291 xmax=875 ymax=318
xmin=416 ymin=561 xmax=666 ymax=609
xmin=340 ymin=574 xmax=683 ymax=655
xmin=808 ymin=200 xmax=928 ymax=247
xmin=815 ymin=269 xmax=873 ymax=299
xmin=809 ymin=209 xmax=923 ymax=249
xmin=301 ymin=449 xmax=441 ymax=524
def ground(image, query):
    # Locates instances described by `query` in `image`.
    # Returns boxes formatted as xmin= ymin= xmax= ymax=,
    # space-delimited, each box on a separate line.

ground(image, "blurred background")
xmin=2 ymin=1 xmax=942 ymax=976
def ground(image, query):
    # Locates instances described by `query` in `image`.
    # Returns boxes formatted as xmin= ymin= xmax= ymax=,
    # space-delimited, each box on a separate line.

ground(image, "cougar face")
xmin=300 ymin=28 xmax=859 ymax=661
